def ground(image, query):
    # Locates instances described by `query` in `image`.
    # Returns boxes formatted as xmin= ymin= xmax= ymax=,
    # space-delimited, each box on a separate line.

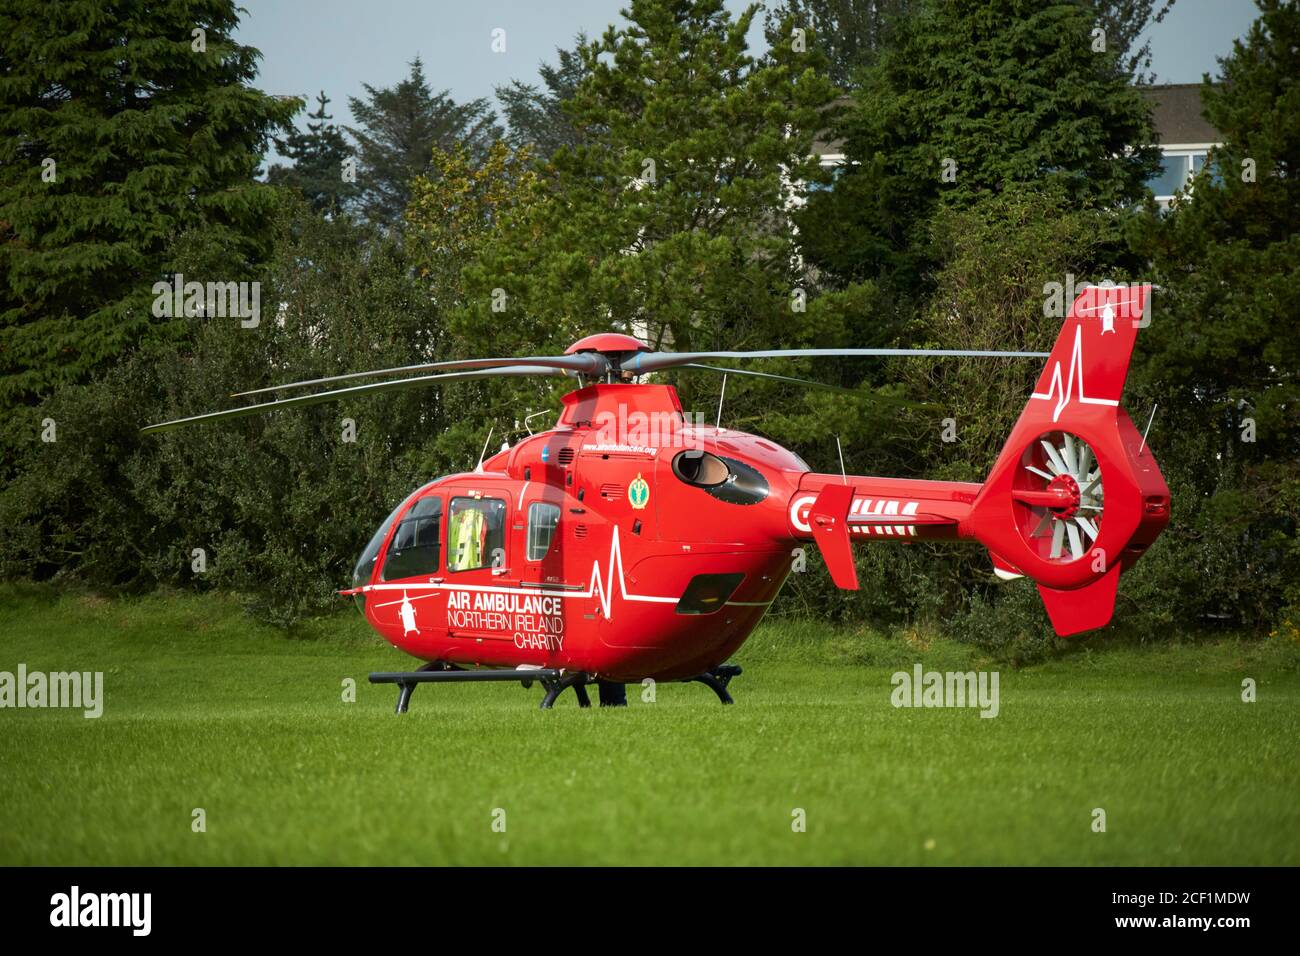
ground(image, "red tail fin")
xmin=967 ymin=284 xmax=1170 ymax=636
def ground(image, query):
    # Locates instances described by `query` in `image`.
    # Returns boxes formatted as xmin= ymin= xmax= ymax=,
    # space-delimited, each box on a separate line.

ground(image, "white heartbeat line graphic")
xmin=362 ymin=527 xmax=765 ymax=620
xmin=1030 ymin=325 xmax=1120 ymax=422
xmin=584 ymin=526 xmax=677 ymax=618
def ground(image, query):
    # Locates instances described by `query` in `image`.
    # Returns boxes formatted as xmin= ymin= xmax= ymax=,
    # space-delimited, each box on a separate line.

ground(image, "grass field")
xmin=1 ymin=583 xmax=1297 ymax=866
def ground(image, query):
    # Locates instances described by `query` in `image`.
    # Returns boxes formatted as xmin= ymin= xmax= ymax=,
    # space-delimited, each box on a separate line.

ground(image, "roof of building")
xmin=810 ymin=97 xmax=851 ymax=157
xmin=1140 ymin=83 xmax=1220 ymax=145
xmin=808 ymin=83 xmax=1221 ymax=158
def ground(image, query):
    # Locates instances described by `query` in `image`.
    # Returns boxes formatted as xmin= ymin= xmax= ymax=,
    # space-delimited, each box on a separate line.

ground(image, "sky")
xmin=234 ymin=0 xmax=1263 ymax=139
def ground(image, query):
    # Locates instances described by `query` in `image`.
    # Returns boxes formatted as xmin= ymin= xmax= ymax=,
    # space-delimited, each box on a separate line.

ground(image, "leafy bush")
xmin=1 ymin=199 xmax=462 ymax=624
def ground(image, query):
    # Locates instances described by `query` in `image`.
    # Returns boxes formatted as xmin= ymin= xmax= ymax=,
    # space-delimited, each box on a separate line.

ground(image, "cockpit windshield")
xmin=351 ymin=496 xmax=409 ymax=598
xmin=382 ymin=496 xmax=442 ymax=580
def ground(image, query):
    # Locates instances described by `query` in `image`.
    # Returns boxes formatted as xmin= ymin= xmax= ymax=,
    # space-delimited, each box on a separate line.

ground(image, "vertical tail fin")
xmin=967 ymin=284 xmax=1171 ymax=636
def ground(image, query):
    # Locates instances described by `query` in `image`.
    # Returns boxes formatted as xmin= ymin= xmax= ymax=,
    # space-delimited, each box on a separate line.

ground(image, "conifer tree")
xmin=1127 ymin=0 xmax=1300 ymax=622
xmin=762 ymin=0 xmax=918 ymax=89
xmin=454 ymin=0 xmax=837 ymax=358
xmin=496 ymin=36 xmax=590 ymax=160
xmin=796 ymin=0 xmax=1162 ymax=297
xmin=268 ymin=92 xmax=359 ymax=214
xmin=0 ymin=0 xmax=296 ymax=411
xmin=346 ymin=57 xmax=501 ymax=225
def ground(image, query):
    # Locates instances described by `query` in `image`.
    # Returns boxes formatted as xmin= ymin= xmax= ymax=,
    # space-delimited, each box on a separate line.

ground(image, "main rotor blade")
xmin=677 ymin=364 xmax=931 ymax=408
xmin=232 ymin=353 xmax=607 ymax=398
xmin=143 ymin=365 xmax=565 ymax=435
xmin=625 ymin=347 xmax=1050 ymax=375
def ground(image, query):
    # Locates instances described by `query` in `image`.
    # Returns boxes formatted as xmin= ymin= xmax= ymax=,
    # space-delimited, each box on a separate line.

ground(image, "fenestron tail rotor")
xmin=1013 ymin=431 xmax=1104 ymax=562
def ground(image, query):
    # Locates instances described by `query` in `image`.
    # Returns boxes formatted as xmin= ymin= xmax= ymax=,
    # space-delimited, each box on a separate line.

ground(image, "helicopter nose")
xmin=339 ymin=586 xmax=367 ymax=616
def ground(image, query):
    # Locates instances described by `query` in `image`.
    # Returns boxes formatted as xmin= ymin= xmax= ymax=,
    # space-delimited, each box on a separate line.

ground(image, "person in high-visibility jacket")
xmin=448 ymin=505 xmax=485 ymax=571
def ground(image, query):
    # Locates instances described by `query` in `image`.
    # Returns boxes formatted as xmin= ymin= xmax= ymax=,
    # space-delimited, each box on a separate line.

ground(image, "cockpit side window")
xmin=526 ymin=502 xmax=561 ymax=561
xmin=381 ymin=496 xmax=442 ymax=581
xmin=447 ymin=497 xmax=507 ymax=572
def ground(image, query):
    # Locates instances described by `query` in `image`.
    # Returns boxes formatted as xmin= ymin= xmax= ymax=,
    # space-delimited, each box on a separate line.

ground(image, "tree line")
xmin=0 ymin=0 xmax=1294 ymax=646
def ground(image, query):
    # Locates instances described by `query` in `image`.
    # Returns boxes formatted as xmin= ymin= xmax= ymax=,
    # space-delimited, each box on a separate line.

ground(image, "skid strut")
xmin=538 ymin=672 xmax=591 ymax=710
xmin=369 ymin=662 xmax=743 ymax=712
xmin=685 ymin=664 xmax=743 ymax=704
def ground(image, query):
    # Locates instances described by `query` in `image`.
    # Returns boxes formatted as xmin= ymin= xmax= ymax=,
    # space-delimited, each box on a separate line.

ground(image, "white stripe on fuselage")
xmin=789 ymin=494 xmax=921 ymax=537
xmin=363 ymin=525 xmax=771 ymax=619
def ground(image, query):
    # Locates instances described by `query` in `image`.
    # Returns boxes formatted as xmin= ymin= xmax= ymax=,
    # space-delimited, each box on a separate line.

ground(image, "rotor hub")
xmin=1046 ymin=473 xmax=1081 ymax=518
xmin=565 ymin=333 xmax=650 ymax=356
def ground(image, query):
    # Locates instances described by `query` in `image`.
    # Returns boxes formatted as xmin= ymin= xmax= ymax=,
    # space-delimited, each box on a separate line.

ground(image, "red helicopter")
xmin=144 ymin=284 xmax=1169 ymax=711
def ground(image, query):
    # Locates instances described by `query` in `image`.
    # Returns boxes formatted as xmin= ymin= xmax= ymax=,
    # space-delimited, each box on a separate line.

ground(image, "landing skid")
xmin=368 ymin=663 xmax=743 ymax=713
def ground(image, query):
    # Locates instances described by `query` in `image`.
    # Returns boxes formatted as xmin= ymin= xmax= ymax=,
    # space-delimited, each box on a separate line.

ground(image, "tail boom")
xmin=789 ymin=474 xmax=978 ymax=590
xmin=790 ymin=474 xmax=977 ymax=543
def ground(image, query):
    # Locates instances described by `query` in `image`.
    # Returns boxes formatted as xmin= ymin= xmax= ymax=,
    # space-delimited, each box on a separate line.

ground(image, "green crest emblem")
xmin=628 ymin=473 xmax=650 ymax=510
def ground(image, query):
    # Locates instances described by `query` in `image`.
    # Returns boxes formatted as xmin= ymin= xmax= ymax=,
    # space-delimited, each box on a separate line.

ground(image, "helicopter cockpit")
xmin=350 ymin=490 xmax=510 ymax=613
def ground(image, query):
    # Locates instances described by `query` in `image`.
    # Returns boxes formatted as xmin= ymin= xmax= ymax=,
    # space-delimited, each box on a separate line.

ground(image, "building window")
xmin=381 ymin=496 xmax=442 ymax=581
xmin=805 ymin=159 xmax=846 ymax=193
xmin=526 ymin=502 xmax=561 ymax=561
xmin=447 ymin=497 xmax=507 ymax=572
xmin=1147 ymin=149 xmax=1211 ymax=203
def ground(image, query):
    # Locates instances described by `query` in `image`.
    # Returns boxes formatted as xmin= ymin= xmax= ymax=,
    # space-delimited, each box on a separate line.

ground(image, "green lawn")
xmin=0 ymin=583 xmax=1296 ymax=866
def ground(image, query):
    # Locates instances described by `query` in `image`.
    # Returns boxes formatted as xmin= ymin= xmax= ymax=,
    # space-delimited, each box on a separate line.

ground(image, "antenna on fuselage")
xmin=716 ymin=373 xmax=728 ymax=429
xmin=523 ymin=409 xmax=550 ymax=437
xmin=836 ymin=435 xmax=848 ymax=485
xmin=1138 ymin=403 xmax=1158 ymax=455
xmin=475 ymin=425 xmax=495 ymax=473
